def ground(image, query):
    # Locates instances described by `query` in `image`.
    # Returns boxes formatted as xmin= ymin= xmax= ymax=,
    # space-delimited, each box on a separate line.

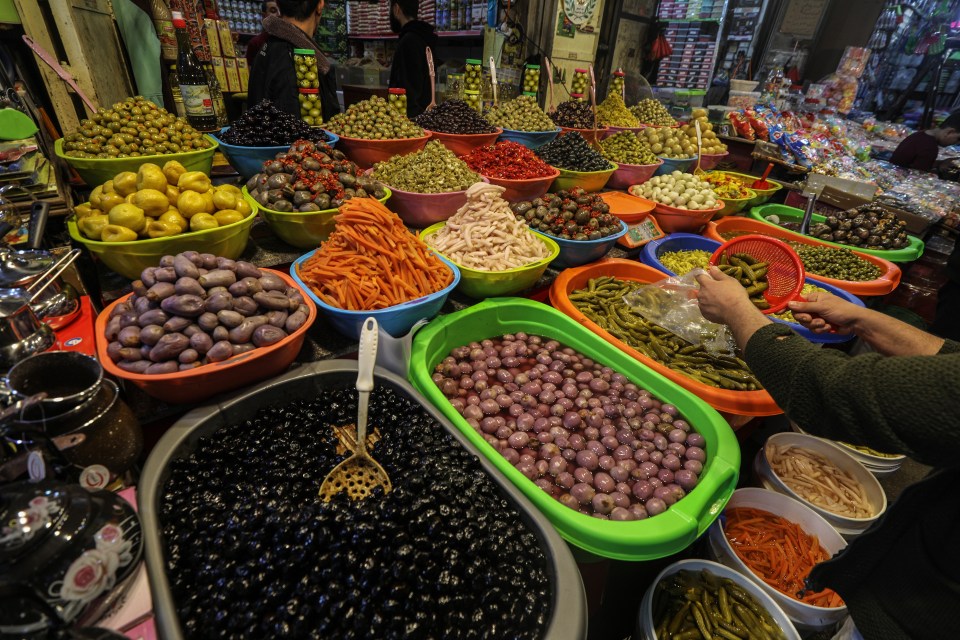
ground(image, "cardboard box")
xmin=210 ymin=56 xmax=228 ymax=92
xmin=204 ymin=19 xmax=221 ymax=58
xmin=223 ymin=57 xmax=241 ymax=93
xmin=236 ymin=58 xmax=249 ymax=92
xmin=218 ymin=21 xmax=236 ymax=58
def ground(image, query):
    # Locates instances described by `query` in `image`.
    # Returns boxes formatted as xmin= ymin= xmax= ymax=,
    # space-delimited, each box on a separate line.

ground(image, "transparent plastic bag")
xmin=622 ymin=269 xmax=736 ymax=355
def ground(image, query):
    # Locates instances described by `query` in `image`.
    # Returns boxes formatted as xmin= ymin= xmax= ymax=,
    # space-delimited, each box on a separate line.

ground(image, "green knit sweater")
xmin=744 ymin=323 xmax=960 ymax=640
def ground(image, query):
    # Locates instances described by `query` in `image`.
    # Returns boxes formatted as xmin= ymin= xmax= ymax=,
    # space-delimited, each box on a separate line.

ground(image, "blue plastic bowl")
xmin=212 ymin=128 xmax=340 ymax=180
xmin=289 ymin=250 xmax=460 ymax=339
xmin=498 ymin=127 xmax=560 ymax=150
xmin=537 ymin=219 xmax=629 ymax=269
xmin=653 ymin=156 xmax=696 ymax=176
xmin=640 ymin=233 xmax=862 ymax=344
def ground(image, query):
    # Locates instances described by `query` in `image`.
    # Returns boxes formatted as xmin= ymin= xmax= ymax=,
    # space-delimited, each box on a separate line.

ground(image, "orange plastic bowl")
xmin=331 ymin=131 xmax=432 ymax=169
xmin=384 ymin=178 xmax=488 ymax=227
xmin=651 ymin=200 xmax=724 ymax=233
xmin=697 ymin=151 xmax=729 ymax=170
xmin=96 ymin=270 xmax=317 ymax=404
xmin=606 ymin=159 xmax=664 ymax=190
xmin=427 ymin=128 xmax=502 ymax=156
xmin=483 ymin=167 xmax=560 ymax=203
xmin=558 ymin=126 xmax=608 ymax=144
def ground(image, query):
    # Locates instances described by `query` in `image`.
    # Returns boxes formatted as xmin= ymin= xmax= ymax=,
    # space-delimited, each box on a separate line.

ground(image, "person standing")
xmin=248 ymin=0 xmax=340 ymax=123
xmin=387 ymin=0 xmax=438 ymax=118
xmin=889 ymin=111 xmax=960 ymax=171
xmin=245 ymin=1 xmax=280 ymax=67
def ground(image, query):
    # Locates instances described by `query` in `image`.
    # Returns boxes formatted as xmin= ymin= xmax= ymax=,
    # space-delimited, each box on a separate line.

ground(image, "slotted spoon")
xmin=425 ymin=47 xmax=436 ymax=111
xmin=319 ymin=317 xmax=392 ymax=502
xmin=693 ymin=119 xmax=705 ymax=176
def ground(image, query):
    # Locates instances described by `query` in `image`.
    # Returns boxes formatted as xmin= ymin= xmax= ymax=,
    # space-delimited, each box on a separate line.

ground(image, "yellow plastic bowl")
xmin=722 ymin=171 xmax=783 ymax=206
xmin=67 ymin=206 xmax=256 ymax=280
xmin=420 ymin=222 xmax=559 ymax=299
xmin=549 ymin=163 xmax=618 ymax=193
xmin=716 ymin=188 xmax=757 ymax=217
xmin=242 ymin=186 xmax=392 ymax=249
xmin=55 ymin=136 xmax=219 ymax=187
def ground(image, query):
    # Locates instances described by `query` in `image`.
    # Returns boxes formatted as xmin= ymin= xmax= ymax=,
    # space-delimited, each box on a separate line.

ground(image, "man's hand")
xmin=787 ymin=292 xmax=863 ymax=335
xmin=695 ymin=266 xmax=757 ymax=325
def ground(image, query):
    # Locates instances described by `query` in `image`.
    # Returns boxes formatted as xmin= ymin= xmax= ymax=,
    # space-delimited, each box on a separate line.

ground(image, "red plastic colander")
xmin=708 ymin=235 xmax=805 ymax=315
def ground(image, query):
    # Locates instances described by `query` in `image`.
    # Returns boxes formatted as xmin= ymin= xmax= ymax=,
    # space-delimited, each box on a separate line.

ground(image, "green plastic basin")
xmin=409 ymin=298 xmax=740 ymax=560
xmin=750 ymin=203 xmax=924 ymax=263
xmin=55 ymin=136 xmax=218 ymax=188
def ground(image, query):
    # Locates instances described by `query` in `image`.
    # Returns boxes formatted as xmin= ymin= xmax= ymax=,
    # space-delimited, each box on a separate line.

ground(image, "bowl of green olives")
xmin=549 ymin=163 xmax=618 ymax=194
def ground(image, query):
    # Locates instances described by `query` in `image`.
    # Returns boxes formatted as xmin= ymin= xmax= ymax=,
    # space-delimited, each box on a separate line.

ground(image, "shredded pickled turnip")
xmin=766 ymin=443 xmax=875 ymax=518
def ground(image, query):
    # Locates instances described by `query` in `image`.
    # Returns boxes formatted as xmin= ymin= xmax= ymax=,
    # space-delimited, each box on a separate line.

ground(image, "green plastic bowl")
xmin=420 ymin=223 xmax=558 ymax=299
xmin=242 ymin=187 xmax=392 ymax=250
xmin=67 ymin=207 xmax=256 ymax=280
xmin=750 ymin=203 xmax=924 ymax=262
xmin=549 ymin=162 xmax=618 ymax=193
xmin=722 ymin=171 xmax=782 ymax=206
xmin=408 ymin=298 xmax=740 ymax=560
xmin=55 ymin=136 xmax=219 ymax=187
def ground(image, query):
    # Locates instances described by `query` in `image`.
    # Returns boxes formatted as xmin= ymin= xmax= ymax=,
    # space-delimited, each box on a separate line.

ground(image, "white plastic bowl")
xmin=707 ymin=488 xmax=848 ymax=632
xmin=636 ymin=558 xmax=801 ymax=640
xmin=789 ymin=420 xmax=904 ymax=470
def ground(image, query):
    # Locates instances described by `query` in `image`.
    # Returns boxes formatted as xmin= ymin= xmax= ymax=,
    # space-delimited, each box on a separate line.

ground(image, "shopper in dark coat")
xmin=696 ymin=267 xmax=960 ymax=640
xmin=248 ymin=0 xmax=340 ymax=123
xmin=890 ymin=111 xmax=960 ymax=171
xmin=245 ymin=1 xmax=280 ymax=67
xmin=387 ymin=0 xmax=438 ymax=118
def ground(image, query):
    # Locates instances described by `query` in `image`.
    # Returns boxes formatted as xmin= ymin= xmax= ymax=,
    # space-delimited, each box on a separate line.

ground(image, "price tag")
xmin=618 ymin=216 xmax=665 ymax=249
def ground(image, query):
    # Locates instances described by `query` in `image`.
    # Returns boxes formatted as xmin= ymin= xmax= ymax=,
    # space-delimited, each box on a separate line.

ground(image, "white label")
xmin=80 ymin=464 xmax=111 ymax=491
xmin=27 ymin=451 xmax=45 ymax=481
xmin=180 ymin=83 xmax=214 ymax=117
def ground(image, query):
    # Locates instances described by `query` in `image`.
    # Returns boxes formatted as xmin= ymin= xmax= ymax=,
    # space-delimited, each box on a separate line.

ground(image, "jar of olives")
xmin=465 ymin=59 xmax=482 ymax=93
xmin=522 ymin=64 xmax=540 ymax=94
xmin=447 ymin=73 xmax=464 ymax=100
xmin=388 ymin=87 xmax=408 ymax=116
xmin=295 ymin=49 xmax=322 ymax=125
xmin=299 ymin=89 xmax=323 ymax=126
xmin=571 ymin=69 xmax=589 ymax=95
xmin=464 ymin=90 xmax=481 ymax=112
xmin=570 ymin=93 xmax=585 ymax=102
xmin=610 ymin=69 xmax=625 ymax=100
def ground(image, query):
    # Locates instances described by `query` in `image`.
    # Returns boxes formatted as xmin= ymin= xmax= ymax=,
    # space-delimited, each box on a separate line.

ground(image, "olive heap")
xmin=61 ymin=96 xmax=211 ymax=158
xmin=371 ymin=140 xmax=481 ymax=193
xmin=246 ymin=139 xmax=386 ymax=212
xmin=629 ymin=99 xmax=676 ymax=127
xmin=549 ymin=100 xmax=596 ymax=129
xmin=221 ymin=100 xmax=331 ymax=147
xmin=796 ymin=245 xmax=882 ymax=281
xmin=413 ymin=100 xmax=497 ymax=134
xmin=511 ymin=188 xmax=622 ymax=240
xmin=485 ymin=95 xmax=557 ymax=132
xmin=596 ymin=94 xmax=640 ymax=128
xmin=599 ymin=131 xmax=659 ymax=165
xmin=641 ymin=120 xmax=726 ymax=158
xmin=323 ymin=96 xmax=424 ymax=140
xmin=807 ymin=202 xmax=910 ymax=249
xmin=535 ymin=132 xmax=612 ymax=173
xmin=432 ymin=333 xmax=708 ymax=520
xmin=159 ymin=386 xmax=552 ymax=639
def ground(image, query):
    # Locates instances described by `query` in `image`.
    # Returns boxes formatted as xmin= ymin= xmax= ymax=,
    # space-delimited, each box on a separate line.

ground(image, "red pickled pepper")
xmin=278 ymin=144 xmax=348 ymax=199
xmin=462 ymin=141 xmax=555 ymax=180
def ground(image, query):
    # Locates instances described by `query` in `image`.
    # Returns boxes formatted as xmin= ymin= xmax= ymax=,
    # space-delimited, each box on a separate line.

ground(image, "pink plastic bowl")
xmin=427 ymin=128 xmax=503 ymax=156
xmin=483 ymin=167 xmax=560 ymax=203
xmin=332 ymin=132 xmax=432 ymax=169
xmin=606 ymin=159 xmax=664 ymax=190
xmin=559 ymin=126 xmax=608 ymax=144
xmin=385 ymin=177 xmax=489 ymax=227
xmin=698 ymin=151 xmax=730 ymax=170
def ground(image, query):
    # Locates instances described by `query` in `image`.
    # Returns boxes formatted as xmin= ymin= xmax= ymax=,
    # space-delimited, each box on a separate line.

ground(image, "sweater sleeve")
xmin=744 ymin=323 xmax=960 ymax=467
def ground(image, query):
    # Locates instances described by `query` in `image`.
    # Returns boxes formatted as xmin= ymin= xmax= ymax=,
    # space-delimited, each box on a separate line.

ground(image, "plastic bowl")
xmin=549 ymin=162 xmax=618 ymax=193
xmin=482 ymin=167 xmax=559 ymax=203
xmin=636 ymin=559 xmax=801 ymax=640
xmin=722 ymin=171 xmax=783 ymax=206
xmin=242 ymin=186 xmax=392 ymax=250
xmin=426 ymin=128 xmax=502 ymax=156
xmin=290 ymin=249 xmax=460 ymax=339
xmin=380 ymin=180 xmax=485 ymax=227
xmin=537 ymin=219 xmax=628 ymax=268
xmin=697 ymin=151 xmax=729 ymax=171
xmin=55 ymin=136 xmax=218 ymax=188
xmin=754 ymin=432 xmax=887 ymax=539
xmin=95 ymin=270 xmax=316 ymax=404
xmin=67 ymin=207 xmax=257 ymax=280
xmin=602 ymin=125 xmax=644 ymax=138
xmin=329 ymin=131 xmax=431 ymax=169
xmin=652 ymin=200 xmax=723 ymax=233
xmin=606 ymin=159 xmax=663 ymax=190
xmin=558 ymin=126 xmax=608 ymax=144
xmin=788 ymin=421 xmax=905 ymax=471
xmin=654 ymin=156 xmax=696 ymax=176
xmin=707 ymin=488 xmax=848 ymax=631
xmin=420 ymin=222 xmax=558 ymax=299
xmin=498 ymin=127 xmax=560 ymax=150
xmin=716 ymin=188 xmax=756 ymax=217
xmin=211 ymin=129 xmax=340 ymax=180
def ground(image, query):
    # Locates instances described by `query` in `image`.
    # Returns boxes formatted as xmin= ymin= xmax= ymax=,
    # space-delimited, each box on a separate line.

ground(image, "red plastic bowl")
xmin=385 ymin=178 xmax=488 ymax=227
xmin=697 ymin=151 xmax=729 ymax=170
xmin=606 ymin=159 xmax=664 ymax=190
xmin=95 ymin=270 xmax=317 ymax=404
xmin=427 ymin=128 xmax=502 ymax=156
xmin=332 ymin=131 xmax=432 ymax=169
xmin=483 ymin=167 xmax=560 ymax=203
xmin=558 ymin=126 xmax=608 ymax=144
xmin=651 ymin=200 xmax=724 ymax=233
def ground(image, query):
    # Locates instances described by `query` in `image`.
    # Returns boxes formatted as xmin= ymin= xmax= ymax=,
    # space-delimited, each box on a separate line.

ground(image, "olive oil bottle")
xmin=171 ymin=11 xmax=216 ymax=131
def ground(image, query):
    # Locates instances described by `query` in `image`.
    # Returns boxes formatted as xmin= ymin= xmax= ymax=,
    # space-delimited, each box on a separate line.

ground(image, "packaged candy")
xmin=745 ymin=108 xmax=769 ymax=140
xmin=728 ymin=111 xmax=756 ymax=140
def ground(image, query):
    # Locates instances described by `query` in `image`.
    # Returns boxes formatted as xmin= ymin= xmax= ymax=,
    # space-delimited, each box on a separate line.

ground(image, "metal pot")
xmin=4 ymin=351 xmax=102 ymax=412
xmin=0 ymin=288 xmax=55 ymax=371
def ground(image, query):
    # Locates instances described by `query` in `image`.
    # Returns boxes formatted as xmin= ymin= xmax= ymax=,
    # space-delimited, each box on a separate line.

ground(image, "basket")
xmin=710 ymin=235 xmax=805 ymax=314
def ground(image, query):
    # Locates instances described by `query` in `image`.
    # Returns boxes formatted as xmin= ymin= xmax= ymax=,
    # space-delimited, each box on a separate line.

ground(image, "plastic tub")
xmin=549 ymin=162 xmax=618 ymax=193
xmin=550 ymin=258 xmax=781 ymax=420
xmin=707 ymin=488 xmax=848 ymax=632
xmin=606 ymin=159 xmax=663 ymax=190
xmin=482 ymin=167 xmax=559 ymax=203
xmin=537 ymin=219 xmax=628 ymax=268
xmin=722 ymin=171 xmax=782 ymax=206
xmin=426 ymin=128 xmax=502 ymax=156
xmin=654 ymin=156 xmax=696 ymax=176
xmin=212 ymin=129 xmax=339 ymax=180
xmin=380 ymin=181 xmax=482 ymax=227
xmin=697 ymin=151 xmax=729 ymax=171
xmin=750 ymin=204 xmax=924 ymax=262
xmin=558 ymin=126 xmax=607 ymax=144
xmin=95 ymin=269 xmax=315 ymax=404
xmin=636 ymin=559 xmax=801 ymax=640
xmin=651 ymin=200 xmax=723 ymax=233
xmin=498 ymin=127 xmax=560 ymax=150
xmin=716 ymin=188 xmax=756 ymax=217
xmin=66 ymin=207 xmax=257 ymax=280
xmin=409 ymin=297 xmax=740 ymax=560
xmin=290 ymin=249 xmax=460 ymax=339
xmin=330 ymin=131 xmax=431 ymax=169
xmin=243 ymin=186 xmax=392 ymax=249
xmin=598 ymin=191 xmax=657 ymax=223
xmin=754 ymin=432 xmax=887 ymax=539
xmin=54 ymin=136 xmax=218 ymax=187
xmin=603 ymin=125 xmax=645 ymax=138
xmin=420 ymin=222 xmax=558 ymax=298
xmin=137 ymin=361 xmax=588 ymax=640
xmin=704 ymin=217 xmax=902 ymax=297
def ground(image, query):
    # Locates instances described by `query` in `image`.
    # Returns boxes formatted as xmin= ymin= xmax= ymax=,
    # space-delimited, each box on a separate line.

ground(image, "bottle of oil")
xmin=168 ymin=65 xmax=187 ymax=118
xmin=171 ymin=11 xmax=216 ymax=130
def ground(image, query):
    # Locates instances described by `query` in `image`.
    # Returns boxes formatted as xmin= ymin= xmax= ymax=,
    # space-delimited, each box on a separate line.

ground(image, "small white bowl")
xmin=790 ymin=420 xmax=904 ymax=468
xmin=707 ymin=488 xmax=848 ymax=632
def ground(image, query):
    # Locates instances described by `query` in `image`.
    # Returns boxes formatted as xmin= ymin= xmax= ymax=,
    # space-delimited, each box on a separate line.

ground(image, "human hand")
xmin=787 ymin=291 xmax=863 ymax=334
xmin=695 ymin=266 xmax=758 ymax=325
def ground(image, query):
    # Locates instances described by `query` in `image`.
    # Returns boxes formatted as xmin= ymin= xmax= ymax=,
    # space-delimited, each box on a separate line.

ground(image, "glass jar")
xmin=572 ymin=68 xmax=589 ymax=95
xmin=388 ymin=87 xmax=407 ymax=115
xmin=465 ymin=58 xmax=482 ymax=93
xmin=447 ymin=73 xmax=464 ymax=100
xmin=464 ymin=89 xmax=481 ymax=112
xmin=522 ymin=64 xmax=540 ymax=94
xmin=610 ymin=70 xmax=625 ymax=100
xmin=294 ymin=48 xmax=322 ymax=126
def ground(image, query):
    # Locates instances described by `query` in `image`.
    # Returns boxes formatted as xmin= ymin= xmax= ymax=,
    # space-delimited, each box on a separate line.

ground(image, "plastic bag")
xmin=622 ymin=269 xmax=736 ymax=355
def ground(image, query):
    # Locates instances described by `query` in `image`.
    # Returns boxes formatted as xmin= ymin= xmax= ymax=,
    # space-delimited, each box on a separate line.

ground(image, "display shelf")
xmin=348 ymin=29 xmax=482 ymax=39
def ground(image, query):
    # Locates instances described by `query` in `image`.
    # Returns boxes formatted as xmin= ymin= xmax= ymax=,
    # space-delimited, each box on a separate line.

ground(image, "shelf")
xmin=348 ymin=30 xmax=482 ymax=40
xmin=659 ymin=17 xmax=722 ymax=22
